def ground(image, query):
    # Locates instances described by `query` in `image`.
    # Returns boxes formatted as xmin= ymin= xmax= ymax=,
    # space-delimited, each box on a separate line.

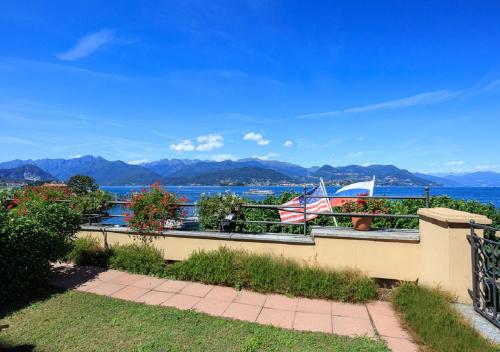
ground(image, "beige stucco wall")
xmin=313 ymin=237 xmax=421 ymax=281
xmin=417 ymin=208 xmax=491 ymax=303
xmin=78 ymin=207 xmax=493 ymax=303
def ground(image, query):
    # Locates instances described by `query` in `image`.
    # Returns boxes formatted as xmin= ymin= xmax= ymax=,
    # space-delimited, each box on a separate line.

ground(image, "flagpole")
xmin=320 ymin=178 xmax=337 ymax=227
xmin=371 ymin=175 xmax=375 ymax=197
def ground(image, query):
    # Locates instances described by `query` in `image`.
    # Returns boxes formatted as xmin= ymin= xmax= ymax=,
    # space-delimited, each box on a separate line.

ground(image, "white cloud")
xmin=346 ymin=151 xmax=364 ymax=157
xmin=283 ymin=140 xmax=293 ymax=147
xmin=57 ymin=29 xmax=115 ymax=61
xmin=169 ymin=134 xmax=224 ymax=152
xmin=0 ymin=136 xmax=35 ymax=145
xmin=71 ymin=154 xmax=83 ymax=159
xmin=357 ymin=137 xmax=364 ymax=141
xmin=196 ymin=134 xmax=223 ymax=151
xmin=128 ymin=159 xmax=149 ymax=165
xmin=243 ymin=132 xmax=269 ymax=146
xmin=295 ymin=89 xmax=463 ymax=119
xmin=211 ymin=154 xmax=237 ymax=162
xmin=253 ymin=152 xmax=278 ymax=160
xmin=170 ymin=139 xmax=195 ymax=152
xmin=444 ymin=160 xmax=464 ymax=166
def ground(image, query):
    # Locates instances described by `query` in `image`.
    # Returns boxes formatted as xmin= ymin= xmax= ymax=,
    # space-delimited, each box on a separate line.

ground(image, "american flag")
xmin=279 ymin=183 xmax=332 ymax=223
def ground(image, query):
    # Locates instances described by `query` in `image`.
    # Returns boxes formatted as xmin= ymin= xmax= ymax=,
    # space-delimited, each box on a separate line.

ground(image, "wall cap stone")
xmin=417 ymin=207 xmax=492 ymax=225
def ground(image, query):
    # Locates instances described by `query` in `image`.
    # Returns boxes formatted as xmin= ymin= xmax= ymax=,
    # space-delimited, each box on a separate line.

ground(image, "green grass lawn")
xmin=393 ymin=283 xmax=498 ymax=352
xmin=0 ymin=290 xmax=388 ymax=352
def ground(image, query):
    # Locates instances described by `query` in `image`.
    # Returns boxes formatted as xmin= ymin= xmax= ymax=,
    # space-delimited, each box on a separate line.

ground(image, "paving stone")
xmin=293 ymin=312 xmax=332 ymax=333
xmin=331 ymin=316 xmax=375 ymax=337
xmin=382 ymin=337 xmax=419 ymax=352
xmin=205 ymin=286 xmax=238 ymax=302
xmin=257 ymin=308 xmax=295 ymax=329
xmin=194 ymin=298 xmax=232 ymax=316
xmin=331 ymin=302 xmax=369 ymax=319
xmin=131 ymin=276 xmax=166 ymax=290
xmin=234 ymin=290 xmax=267 ymax=306
xmin=264 ymin=294 xmax=298 ymax=311
xmin=222 ymin=302 xmax=262 ymax=322
xmin=75 ymin=279 xmax=103 ymax=292
xmin=366 ymin=301 xmax=396 ymax=317
xmin=161 ymin=294 xmax=201 ymax=310
xmin=180 ymin=282 xmax=214 ymax=297
xmin=52 ymin=265 xmax=418 ymax=349
xmin=108 ymin=272 xmax=143 ymax=286
xmin=296 ymin=298 xmax=331 ymax=315
xmin=155 ymin=280 xmax=189 ymax=293
xmin=135 ymin=290 xmax=174 ymax=305
xmin=86 ymin=282 xmax=125 ymax=296
xmin=95 ymin=270 xmax=126 ymax=282
xmin=111 ymin=286 xmax=151 ymax=301
xmin=371 ymin=314 xmax=411 ymax=339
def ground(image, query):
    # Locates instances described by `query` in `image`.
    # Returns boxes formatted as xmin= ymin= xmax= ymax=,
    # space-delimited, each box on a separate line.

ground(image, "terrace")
xmin=1 ymin=185 xmax=499 ymax=352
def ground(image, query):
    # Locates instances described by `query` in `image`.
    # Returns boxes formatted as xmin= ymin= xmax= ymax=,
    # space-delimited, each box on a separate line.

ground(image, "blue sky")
xmin=1 ymin=1 xmax=500 ymax=173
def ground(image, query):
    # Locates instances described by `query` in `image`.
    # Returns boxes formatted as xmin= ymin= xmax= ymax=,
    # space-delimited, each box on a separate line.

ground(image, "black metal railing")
xmin=467 ymin=221 xmax=500 ymax=329
xmin=82 ymin=186 xmax=430 ymax=236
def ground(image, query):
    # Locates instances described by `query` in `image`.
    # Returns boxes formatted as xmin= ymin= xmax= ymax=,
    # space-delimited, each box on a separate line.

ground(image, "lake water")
xmin=100 ymin=185 xmax=500 ymax=226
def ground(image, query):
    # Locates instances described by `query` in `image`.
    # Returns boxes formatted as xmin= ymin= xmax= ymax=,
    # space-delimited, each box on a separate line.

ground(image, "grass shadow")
xmin=0 ymin=264 xmax=102 ymax=319
xmin=0 ymin=342 xmax=36 ymax=351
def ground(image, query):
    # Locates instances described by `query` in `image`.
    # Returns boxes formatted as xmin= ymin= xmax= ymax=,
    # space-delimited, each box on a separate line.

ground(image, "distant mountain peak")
xmin=2 ymin=155 xmax=499 ymax=186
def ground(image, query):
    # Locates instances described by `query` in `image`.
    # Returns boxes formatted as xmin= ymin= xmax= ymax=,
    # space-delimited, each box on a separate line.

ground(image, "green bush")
xmin=69 ymin=190 xmax=114 ymax=218
xmin=165 ymin=247 xmax=376 ymax=302
xmin=393 ymin=283 xmax=496 ymax=352
xmin=0 ymin=199 xmax=80 ymax=303
xmin=108 ymin=243 xmax=165 ymax=276
xmin=65 ymin=236 xmax=109 ymax=267
xmin=200 ymin=193 xmax=500 ymax=232
xmin=197 ymin=193 xmax=245 ymax=230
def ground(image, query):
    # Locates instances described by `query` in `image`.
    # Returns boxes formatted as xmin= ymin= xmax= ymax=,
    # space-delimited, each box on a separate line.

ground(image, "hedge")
xmin=66 ymin=241 xmax=377 ymax=303
xmin=197 ymin=193 xmax=500 ymax=233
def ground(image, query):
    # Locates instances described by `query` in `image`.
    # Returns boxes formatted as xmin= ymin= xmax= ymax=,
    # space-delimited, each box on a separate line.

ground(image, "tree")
xmin=67 ymin=175 xmax=99 ymax=195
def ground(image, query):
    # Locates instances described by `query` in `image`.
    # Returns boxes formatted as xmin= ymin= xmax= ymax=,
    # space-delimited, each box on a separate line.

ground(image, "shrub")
xmin=197 ymin=193 xmax=245 ymax=231
xmin=0 ymin=199 xmax=80 ymax=303
xmin=125 ymin=183 xmax=188 ymax=233
xmin=12 ymin=184 xmax=72 ymax=205
xmin=108 ymin=243 xmax=165 ymax=276
xmin=238 ymin=194 xmax=500 ymax=232
xmin=69 ymin=189 xmax=113 ymax=218
xmin=393 ymin=283 xmax=496 ymax=352
xmin=66 ymin=236 xmax=109 ymax=267
xmin=164 ymin=247 xmax=377 ymax=302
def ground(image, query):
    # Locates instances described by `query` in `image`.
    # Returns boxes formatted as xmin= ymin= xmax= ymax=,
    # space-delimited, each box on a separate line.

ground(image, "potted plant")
xmin=340 ymin=199 xmax=390 ymax=231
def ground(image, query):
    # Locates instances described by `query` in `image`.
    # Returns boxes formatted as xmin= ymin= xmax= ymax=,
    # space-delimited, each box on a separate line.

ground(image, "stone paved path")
xmin=50 ymin=264 xmax=418 ymax=352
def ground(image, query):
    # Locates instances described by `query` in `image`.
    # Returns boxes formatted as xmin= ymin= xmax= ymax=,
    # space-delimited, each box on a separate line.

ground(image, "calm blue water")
xmin=100 ymin=185 xmax=500 ymax=226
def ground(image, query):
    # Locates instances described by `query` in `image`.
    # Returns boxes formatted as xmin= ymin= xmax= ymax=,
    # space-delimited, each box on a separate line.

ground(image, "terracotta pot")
xmin=351 ymin=217 xmax=373 ymax=231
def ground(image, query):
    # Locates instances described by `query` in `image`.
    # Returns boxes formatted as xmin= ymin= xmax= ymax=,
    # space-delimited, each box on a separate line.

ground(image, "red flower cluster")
xmin=125 ymin=183 xmax=189 ymax=233
xmin=9 ymin=185 xmax=71 ymax=211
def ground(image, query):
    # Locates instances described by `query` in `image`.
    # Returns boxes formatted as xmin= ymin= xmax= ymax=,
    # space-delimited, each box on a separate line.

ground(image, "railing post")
xmin=303 ymin=186 xmax=307 ymax=236
xmin=424 ymin=186 xmax=430 ymax=208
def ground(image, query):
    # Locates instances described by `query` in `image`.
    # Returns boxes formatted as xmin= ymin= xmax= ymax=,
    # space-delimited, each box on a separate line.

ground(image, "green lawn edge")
xmin=0 ymin=290 xmax=388 ymax=352
xmin=393 ymin=283 xmax=499 ymax=352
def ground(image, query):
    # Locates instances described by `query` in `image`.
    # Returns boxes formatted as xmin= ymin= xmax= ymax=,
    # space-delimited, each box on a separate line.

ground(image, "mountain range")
xmin=0 ymin=165 xmax=55 ymax=183
xmin=0 ymin=155 xmax=499 ymax=187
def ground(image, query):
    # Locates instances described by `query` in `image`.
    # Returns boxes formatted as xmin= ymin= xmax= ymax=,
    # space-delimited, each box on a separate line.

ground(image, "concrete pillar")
xmin=417 ymin=207 xmax=492 ymax=303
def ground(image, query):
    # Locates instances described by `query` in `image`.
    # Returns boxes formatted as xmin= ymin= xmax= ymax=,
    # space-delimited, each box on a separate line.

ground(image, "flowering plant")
xmin=9 ymin=185 xmax=72 ymax=211
xmin=340 ymin=198 xmax=390 ymax=214
xmin=125 ymin=183 xmax=188 ymax=233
